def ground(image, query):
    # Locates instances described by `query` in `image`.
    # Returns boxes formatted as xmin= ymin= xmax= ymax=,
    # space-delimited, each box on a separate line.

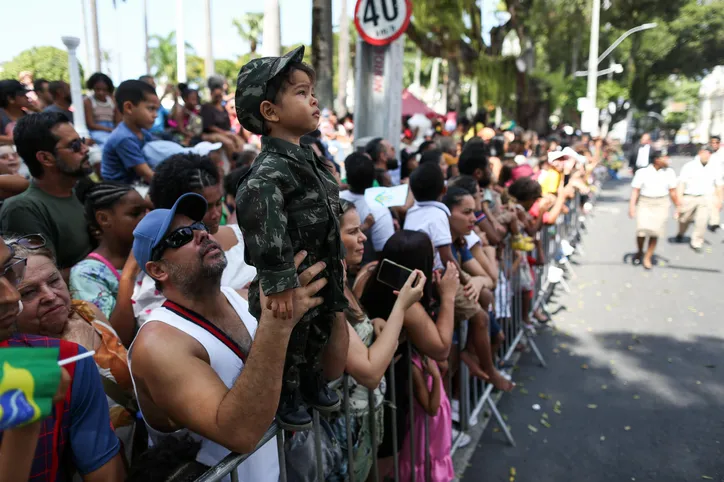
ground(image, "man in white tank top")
xmin=128 ymin=192 xmax=347 ymax=481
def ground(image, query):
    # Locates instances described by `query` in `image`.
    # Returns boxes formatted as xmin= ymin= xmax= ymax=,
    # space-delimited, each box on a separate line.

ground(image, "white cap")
xmin=190 ymin=142 xmax=223 ymax=156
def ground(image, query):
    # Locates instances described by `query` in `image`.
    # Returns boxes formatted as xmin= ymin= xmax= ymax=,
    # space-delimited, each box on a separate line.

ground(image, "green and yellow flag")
xmin=0 ymin=348 xmax=60 ymax=430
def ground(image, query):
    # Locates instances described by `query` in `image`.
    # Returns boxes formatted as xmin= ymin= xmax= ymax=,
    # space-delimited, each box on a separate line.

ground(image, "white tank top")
xmin=128 ymin=287 xmax=280 ymax=482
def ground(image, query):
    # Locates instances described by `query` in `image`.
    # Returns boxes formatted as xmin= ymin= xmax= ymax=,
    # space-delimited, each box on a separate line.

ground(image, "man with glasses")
xmin=0 ymin=112 xmax=93 ymax=277
xmin=128 ymin=193 xmax=348 ymax=480
xmin=0 ymin=236 xmax=125 ymax=481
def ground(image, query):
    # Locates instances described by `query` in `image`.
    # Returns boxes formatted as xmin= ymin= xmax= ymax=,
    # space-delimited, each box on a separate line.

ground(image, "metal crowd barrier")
xmin=192 ymin=169 xmax=607 ymax=482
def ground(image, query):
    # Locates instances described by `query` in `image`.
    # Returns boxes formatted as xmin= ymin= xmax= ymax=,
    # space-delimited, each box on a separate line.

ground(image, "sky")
xmin=1 ymin=0 xmax=502 ymax=86
xmin=0 ymin=0 xmax=357 ymax=84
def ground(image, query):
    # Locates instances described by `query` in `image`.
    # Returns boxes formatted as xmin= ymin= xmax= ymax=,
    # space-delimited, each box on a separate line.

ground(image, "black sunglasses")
xmin=152 ymin=222 xmax=208 ymax=261
xmin=9 ymin=234 xmax=46 ymax=250
xmin=56 ymin=137 xmax=87 ymax=154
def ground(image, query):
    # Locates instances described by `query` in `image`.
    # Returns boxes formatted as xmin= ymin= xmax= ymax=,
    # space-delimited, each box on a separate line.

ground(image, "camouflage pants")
xmin=283 ymin=311 xmax=335 ymax=394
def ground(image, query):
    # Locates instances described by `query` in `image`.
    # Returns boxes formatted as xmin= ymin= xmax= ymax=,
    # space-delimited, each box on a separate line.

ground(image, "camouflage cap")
xmin=235 ymin=46 xmax=305 ymax=135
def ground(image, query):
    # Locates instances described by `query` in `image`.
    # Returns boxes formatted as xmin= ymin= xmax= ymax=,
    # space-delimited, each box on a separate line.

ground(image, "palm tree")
xmin=335 ymin=0 xmax=349 ymax=116
xmin=149 ymin=32 xmax=195 ymax=83
xmin=89 ymin=0 xmax=101 ymax=71
xmin=312 ymin=0 xmax=334 ymax=109
xmin=233 ymin=13 xmax=264 ymax=56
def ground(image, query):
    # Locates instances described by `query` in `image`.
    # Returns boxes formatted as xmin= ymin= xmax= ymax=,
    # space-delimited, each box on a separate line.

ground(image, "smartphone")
xmin=377 ymin=259 xmax=415 ymax=291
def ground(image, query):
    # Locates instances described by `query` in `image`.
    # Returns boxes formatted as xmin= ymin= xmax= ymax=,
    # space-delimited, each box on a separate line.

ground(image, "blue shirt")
xmin=0 ymin=336 xmax=120 ymax=480
xmin=67 ymin=345 xmax=121 ymax=475
xmin=452 ymin=242 xmax=473 ymax=265
xmin=102 ymin=121 xmax=153 ymax=184
xmin=149 ymin=104 xmax=168 ymax=134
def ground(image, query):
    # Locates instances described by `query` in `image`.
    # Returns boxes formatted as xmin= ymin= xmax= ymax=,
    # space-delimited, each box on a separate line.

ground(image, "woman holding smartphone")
xmin=327 ymin=200 xmax=426 ymax=482
xmin=359 ymin=229 xmax=459 ymax=479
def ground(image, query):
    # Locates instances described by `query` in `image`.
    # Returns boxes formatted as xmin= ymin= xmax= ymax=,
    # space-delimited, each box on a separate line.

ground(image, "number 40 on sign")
xmin=354 ymin=0 xmax=412 ymax=46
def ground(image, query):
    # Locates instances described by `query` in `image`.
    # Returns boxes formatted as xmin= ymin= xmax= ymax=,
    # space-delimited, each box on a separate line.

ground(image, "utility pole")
xmin=583 ymin=0 xmax=601 ymax=135
xmin=176 ymin=0 xmax=187 ymax=83
xmin=262 ymin=0 xmax=281 ymax=57
xmin=89 ymin=0 xmax=101 ymax=72
xmin=143 ymin=0 xmax=151 ymax=74
xmin=204 ymin=0 xmax=215 ymax=77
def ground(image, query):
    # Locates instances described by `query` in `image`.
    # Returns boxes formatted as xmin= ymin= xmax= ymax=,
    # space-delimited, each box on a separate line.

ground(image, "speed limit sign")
xmin=354 ymin=0 xmax=412 ymax=46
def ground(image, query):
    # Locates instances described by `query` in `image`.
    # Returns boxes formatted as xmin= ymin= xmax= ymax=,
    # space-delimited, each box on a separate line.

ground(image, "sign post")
xmin=353 ymin=0 xmax=411 ymax=158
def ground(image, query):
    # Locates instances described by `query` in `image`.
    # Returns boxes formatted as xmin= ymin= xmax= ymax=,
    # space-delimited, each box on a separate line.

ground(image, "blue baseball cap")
xmin=133 ymin=192 xmax=208 ymax=274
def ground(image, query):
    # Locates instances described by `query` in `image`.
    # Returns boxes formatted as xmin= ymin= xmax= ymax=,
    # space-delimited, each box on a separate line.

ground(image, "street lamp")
xmin=574 ymin=63 xmax=623 ymax=77
xmin=582 ymin=0 xmax=657 ymax=134
xmin=597 ymin=23 xmax=657 ymax=65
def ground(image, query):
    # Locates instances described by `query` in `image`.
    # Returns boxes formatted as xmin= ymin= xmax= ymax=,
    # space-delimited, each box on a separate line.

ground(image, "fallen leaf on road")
xmin=616 ymin=341 xmax=622 ymax=345
xmin=528 ymin=424 xmax=538 ymax=433
xmin=520 ymin=388 xmax=529 ymax=395
xmin=541 ymin=419 xmax=551 ymax=428
xmin=510 ymin=467 xmax=516 ymax=477
xmin=605 ymin=305 xmax=612 ymax=312
xmin=600 ymin=435 xmax=606 ymax=441
xmin=633 ymin=395 xmax=640 ymax=400
xmin=624 ymin=426 xmax=631 ymax=431
xmin=553 ymin=348 xmax=560 ymax=354
xmin=538 ymin=393 xmax=549 ymax=400
xmin=581 ymin=364 xmax=589 ymax=370
xmin=628 ymin=345 xmax=634 ymax=350
xmin=601 ymin=385 xmax=608 ymax=390
xmin=701 ymin=476 xmax=713 ymax=480
xmin=542 ymin=413 xmax=548 ymax=419
xmin=668 ymin=358 xmax=673 ymax=363
xmin=696 ymin=381 xmax=701 ymax=385
xmin=587 ymin=404 xmax=598 ymax=409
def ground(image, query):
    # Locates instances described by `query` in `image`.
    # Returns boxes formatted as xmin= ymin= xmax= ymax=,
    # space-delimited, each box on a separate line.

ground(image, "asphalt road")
xmin=462 ymin=157 xmax=724 ymax=482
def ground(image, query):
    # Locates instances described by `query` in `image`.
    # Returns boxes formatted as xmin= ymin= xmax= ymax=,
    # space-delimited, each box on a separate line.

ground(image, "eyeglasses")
xmin=1 ymin=257 xmax=27 ymax=287
xmin=56 ymin=138 xmax=86 ymax=154
xmin=9 ymin=234 xmax=46 ymax=250
xmin=151 ymin=222 xmax=208 ymax=261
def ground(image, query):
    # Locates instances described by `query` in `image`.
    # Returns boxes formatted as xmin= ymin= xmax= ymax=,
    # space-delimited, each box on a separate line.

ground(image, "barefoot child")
xmin=399 ymin=354 xmax=454 ymax=482
xmin=234 ymin=47 xmax=347 ymax=430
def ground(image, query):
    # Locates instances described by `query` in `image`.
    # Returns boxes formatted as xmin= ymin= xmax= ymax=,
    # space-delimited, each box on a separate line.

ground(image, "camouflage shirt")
xmin=236 ymin=136 xmax=348 ymax=319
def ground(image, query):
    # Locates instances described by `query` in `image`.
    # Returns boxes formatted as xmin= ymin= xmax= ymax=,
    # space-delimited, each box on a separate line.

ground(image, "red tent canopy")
xmin=401 ymin=89 xmax=439 ymax=117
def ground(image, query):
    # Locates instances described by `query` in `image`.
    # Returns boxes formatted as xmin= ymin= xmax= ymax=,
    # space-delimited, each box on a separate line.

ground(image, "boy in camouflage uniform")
xmin=234 ymin=46 xmax=347 ymax=430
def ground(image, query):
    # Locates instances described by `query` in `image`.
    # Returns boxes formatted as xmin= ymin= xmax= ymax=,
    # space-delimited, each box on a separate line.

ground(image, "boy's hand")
xmin=266 ymin=290 xmax=295 ymax=320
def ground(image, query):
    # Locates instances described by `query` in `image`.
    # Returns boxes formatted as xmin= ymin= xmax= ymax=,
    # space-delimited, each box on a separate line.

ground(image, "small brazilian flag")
xmin=0 ymin=348 xmax=60 ymax=430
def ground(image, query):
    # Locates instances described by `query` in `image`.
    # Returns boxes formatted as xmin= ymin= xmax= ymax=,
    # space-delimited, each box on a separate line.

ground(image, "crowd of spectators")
xmin=0 ymin=64 xmax=642 ymax=482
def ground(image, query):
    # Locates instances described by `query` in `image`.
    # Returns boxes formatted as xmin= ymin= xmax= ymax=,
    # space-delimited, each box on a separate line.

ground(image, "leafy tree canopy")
xmin=1 ymin=46 xmax=83 ymax=83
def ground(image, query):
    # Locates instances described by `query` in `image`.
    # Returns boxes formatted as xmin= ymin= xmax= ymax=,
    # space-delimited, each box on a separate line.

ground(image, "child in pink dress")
xmin=398 ymin=352 xmax=454 ymax=482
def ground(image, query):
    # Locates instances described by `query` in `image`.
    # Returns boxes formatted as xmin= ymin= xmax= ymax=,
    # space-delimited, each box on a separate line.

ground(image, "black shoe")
xmin=674 ymin=234 xmax=685 ymax=243
xmin=276 ymin=390 xmax=312 ymax=431
xmin=708 ymin=225 xmax=720 ymax=233
xmin=300 ymin=372 xmax=341 ymax=414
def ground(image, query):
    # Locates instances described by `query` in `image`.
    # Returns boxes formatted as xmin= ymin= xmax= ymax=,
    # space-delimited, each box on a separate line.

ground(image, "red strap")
xmin=51 ymin=341 xmax=78 ymax=478
xmin=161 ymin=300 xmax=247 ymax=363
xmin=86 ymin=253 xmax=121 ymax=282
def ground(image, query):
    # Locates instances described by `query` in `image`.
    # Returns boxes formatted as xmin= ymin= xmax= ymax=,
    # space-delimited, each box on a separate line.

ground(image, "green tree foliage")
xmin=1 ymin=46 xmax=83 ymax=83
xmin=233 ymin=13 xmax=264 ymax=56
xmin=405 ymin=0 xmax=722 ymax=128
xmin=148 ymin=32 xmax=194 ymax=83
xmin=215 ymin=60 xmax=238 ymax=82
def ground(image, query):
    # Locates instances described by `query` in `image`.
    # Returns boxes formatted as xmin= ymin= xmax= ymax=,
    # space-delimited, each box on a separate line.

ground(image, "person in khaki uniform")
xmin=675 ymin=146 xmax=724 ymax=251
